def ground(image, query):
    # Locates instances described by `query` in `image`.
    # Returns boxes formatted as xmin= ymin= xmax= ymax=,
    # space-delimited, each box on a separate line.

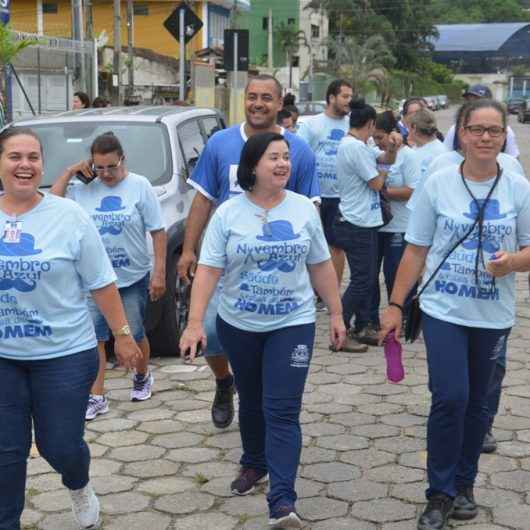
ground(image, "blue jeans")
xmin=216 ymin=317 xmax=314 ymax=514
xmin=422 ymin=314 xmax=510 ymax=499
xmin=0 ymin=349 xmax=98 ymax=530
xmin=203 ymin=286 xmax=223 ymax=357
xmin=333 ymin=219 xmax=379 ymax=331
xmin=487 ymin=339 xmax=507 ymax=428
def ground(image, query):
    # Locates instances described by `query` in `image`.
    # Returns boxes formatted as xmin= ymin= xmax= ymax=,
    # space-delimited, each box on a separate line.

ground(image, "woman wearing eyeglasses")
xmin=179 ymin=132 xmax=345 ymax=528
xmin=379 ymin=99 xmax=530 ymax=530
xmin=52 ymin=132 xmax=167 ymax=420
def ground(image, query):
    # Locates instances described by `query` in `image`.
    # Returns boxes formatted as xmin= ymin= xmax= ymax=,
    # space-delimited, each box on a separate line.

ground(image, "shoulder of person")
xmin=502 ymin=168 xmax=530 ymax=189
xmin=203 ymin=124 xmax=240 ymax=152
xmin=283 ymin=129 xmax=311 ymax=151
xmin=44 ymin=194 xmax=92 ymax=222
xmin=126 ymin=171 xmax=150 ymax=186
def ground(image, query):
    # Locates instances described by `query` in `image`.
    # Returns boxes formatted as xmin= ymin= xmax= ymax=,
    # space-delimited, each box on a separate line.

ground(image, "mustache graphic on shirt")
xmin=256 ymin=257 xmax=296 ymax=273
xmin=0 ymin=277 xmax=37 ymax=292
xmin=462 ymin=237 xmax=500 ymax=254
xmin=99 ymin=224 xmax=123 ymax=236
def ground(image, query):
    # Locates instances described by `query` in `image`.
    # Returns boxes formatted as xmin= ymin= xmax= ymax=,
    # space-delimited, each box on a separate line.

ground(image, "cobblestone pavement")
xmin=21 ymin=110 xmax=530 ymax=529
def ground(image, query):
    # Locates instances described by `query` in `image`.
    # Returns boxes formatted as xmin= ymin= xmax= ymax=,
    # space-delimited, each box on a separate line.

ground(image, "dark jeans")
xmin=370 ymin=232 xmax=415 ymax=325
xmin=333 ymin=219 xmax=379 ymax=331
xmin=422 ymin=314 xmax=510 ymax=499
xmin=487 ymin=339 xmax=507 ymax=429
xmin=0 ymin=349 xmax=98 ymax=530
xmin=216 ymin=317 xmax=314 ymax=514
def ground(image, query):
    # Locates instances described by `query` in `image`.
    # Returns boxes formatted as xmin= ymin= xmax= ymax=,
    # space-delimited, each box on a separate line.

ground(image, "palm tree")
xmin=325 ymin=34 xmax=394 ymax=96
xmin=275 ymin=22 xmax=308 ymax=89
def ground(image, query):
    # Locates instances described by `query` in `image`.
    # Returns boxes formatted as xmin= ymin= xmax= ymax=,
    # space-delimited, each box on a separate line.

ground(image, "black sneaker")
xmin=231 ymin=467 xmax=268 ymax=496
xmin=354 ymin=323 xmax=380 ymax=346
xmin=212 ymin=380 xmax=235 ymax=429
xmin=268 ymin=505 xmax=302 ymax=528
xmin=417 ymin=493 xmax=453 ymax=530
xmin=481 ymin=430 xmax=497 ymax=453
xmin=452 ymin=486 xmax=478 ymax=520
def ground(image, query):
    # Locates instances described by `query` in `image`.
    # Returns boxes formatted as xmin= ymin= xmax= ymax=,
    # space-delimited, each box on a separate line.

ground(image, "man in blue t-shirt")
xmin=177 ymin=74 xmax=319 ymax=429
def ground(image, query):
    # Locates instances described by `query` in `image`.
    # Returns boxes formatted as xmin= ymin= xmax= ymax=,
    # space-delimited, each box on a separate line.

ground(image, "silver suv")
xmin=15 ymin=105 xmax=225 ymax=356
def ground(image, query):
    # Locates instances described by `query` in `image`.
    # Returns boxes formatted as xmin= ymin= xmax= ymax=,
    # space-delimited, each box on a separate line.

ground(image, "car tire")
xmin=147 ymin=251 xmax=190 ymax=357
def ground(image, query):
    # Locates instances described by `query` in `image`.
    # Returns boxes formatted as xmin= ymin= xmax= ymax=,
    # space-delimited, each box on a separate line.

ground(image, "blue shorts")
xmin=320 ymin=197 xmax=340 ymax=247
xmin=203 ymin=286 xmax=224 ymax=357
xmin=88 ymin=274 xmax=149 ymax=342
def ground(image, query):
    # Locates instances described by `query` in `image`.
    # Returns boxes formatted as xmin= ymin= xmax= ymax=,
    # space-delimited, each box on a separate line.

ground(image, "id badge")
xmin=4 ymin=220 xmax=22 ymax=243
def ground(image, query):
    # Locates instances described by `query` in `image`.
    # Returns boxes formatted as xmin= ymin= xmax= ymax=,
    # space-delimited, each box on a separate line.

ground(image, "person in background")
xmin=73 ymin=92 xmax=90 ymax=110
xmin=380 ymin=99 xmax=530 ymax=530
xmin=298 ymin=79 xmax=354 ymax=323
xmin=0 ymin=127 xmax=141 ymax=530
xmin=444 ymin=84 xmax=520 ymax=158
xmin=369 ymin=110 xmax=419 ymax=330
xmin=277 ymin=109 xmax=295 ymax=132
xmin=180 ymin=132 xmax=345 ymax=529
xmin=92 ymin=97 xmax=109 ymax=108
xmin=334 ymin=98 xmax=401 ymax=351
xmin=284 ymin=105 xmax=300 ymax=131
xmin=398 ymin=97 xmax=428 ymax=144
xmin=51 ymin=132 xmax=166 ymax=420
xmin=406 ymin=109 xmax=448 ymax=211
xmin=283 ymin=93 xmax=296 ymax=107
xmin=177 ymin=74 xmax=319 ymax=432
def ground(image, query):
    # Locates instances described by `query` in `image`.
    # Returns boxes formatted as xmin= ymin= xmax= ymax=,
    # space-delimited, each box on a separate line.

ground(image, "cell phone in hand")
xmin=75 ymin=170 xmax=96 ymax=185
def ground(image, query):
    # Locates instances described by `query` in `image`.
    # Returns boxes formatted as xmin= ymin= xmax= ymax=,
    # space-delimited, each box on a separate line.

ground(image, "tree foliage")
xmin=0 ymin=24 xmax=36 ymax=67
xmin=431 ymin=0 xmax=529 ymax=23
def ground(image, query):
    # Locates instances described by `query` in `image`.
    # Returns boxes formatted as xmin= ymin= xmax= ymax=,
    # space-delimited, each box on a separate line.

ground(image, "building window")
xmin=311 ymin=24 xmax=320 ymax=38
xmin=42 ymin=3 xmax=58 ymax=14
xmin=262 ymin=17 xmax=268 ymax=30
xmin=133 ymin=3 xmax=149 ymax=16
xmin=292 ymin=56 xmax=299 ymax=67
xmin=288 ymin=18 xmax=295 ymax=25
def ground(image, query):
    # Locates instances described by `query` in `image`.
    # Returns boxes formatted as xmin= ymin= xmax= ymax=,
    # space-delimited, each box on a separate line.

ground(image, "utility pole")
xmin=36 ymin=0 xmax=44 ymax=36
xmin=85 ymin=0 xmax=94 ymax=40
xmin=126 ymin=0 xmax=134 ymax=99
xmin=113 ymin=0 xmax=122 ymax=105
xmin=179 ymin=7 xmax=185 ymax=101
xmin=267 ymin=8 xmax=273 ymax=69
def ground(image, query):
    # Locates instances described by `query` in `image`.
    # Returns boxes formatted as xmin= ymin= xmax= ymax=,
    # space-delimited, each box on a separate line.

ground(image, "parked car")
xmin=14 ymin=105 xmax=226 ymax=356
xmin=508 ymin=96 xmax=526 ymax=114
xmin=424 ymin=96 xmax=439 ymax=111
xmin=436 ymin=95 xmax=449 ymax=109
xmin=297 ymin=100 xmax=327 ymax=116
xmin=517 ymin=99 xmax=530 ymax=123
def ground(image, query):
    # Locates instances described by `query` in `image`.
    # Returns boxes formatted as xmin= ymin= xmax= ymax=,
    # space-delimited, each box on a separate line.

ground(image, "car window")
xmin=29 ymin=121 xmax=172 ymax=187
xmin=178 ymin=119 xmax=205 ymax=176
xmin=201 ymin=116 xmax=221 ymax=140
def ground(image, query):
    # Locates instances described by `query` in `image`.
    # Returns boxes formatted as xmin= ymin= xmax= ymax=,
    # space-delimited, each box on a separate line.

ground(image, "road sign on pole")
xmin=164 ymin=3 xmax=203 ymax=44
xmin=0 ymin=0 xmax=10 ymax=24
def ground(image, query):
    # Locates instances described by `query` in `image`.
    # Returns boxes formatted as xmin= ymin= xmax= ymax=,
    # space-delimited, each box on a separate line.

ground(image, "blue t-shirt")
xmin=336 ymin=136 xmax=382 ymax=227
xmin=0 ymin=195 xmax=116 ymax=360
xmin=68 ymin=172 xmax=164 ymax=288
xmin=199 ymin=190 xmax=330 ymax=332
xmin=297 ymin=113 xmax=349 ymax=198
xmin=188 ymin=123 xmax=320 ymax=204
xmin=379 ymin=145 xmax=419 ymax=233
xmin=429 ymin=150 xmax=524 ymax=177
xmin=406 ymin=167 xmax=530 ymax=329
xmin=406 ymin=139 xmax=448 ymax=211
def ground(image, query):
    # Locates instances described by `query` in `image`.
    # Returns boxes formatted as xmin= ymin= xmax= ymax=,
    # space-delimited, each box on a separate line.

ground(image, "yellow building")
xmin=12 ymin=0 xmax=249 ymax=58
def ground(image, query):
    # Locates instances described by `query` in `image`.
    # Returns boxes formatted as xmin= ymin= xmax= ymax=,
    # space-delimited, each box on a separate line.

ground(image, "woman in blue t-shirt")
xmin=380 ymin=100 xmax=530 ymax=530
xmin=52 ymin=132 xmax=167 ymax=420
xmin=179 ymin=132 xmax=345 ymax=529
xmin=0 ymin=127 xmax=141 ymax=530
xmin=334 ymin=98 xmax=401 ymax=350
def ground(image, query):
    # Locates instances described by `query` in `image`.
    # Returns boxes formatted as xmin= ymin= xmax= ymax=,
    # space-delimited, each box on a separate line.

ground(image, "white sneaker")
xmin=70 ymin=482 xmax=100 ymax=529
xmin=131 ymin=372 xmax=154 ymax=401
xmin=85 ymin=395 xmax=109 ymax=421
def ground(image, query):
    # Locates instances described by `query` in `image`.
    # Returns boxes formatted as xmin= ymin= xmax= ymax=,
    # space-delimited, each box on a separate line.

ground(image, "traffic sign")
xmin=0 ymin=0 xmax=11 ymax=25
xmin=164 ymin=3 xmax=203 ymax=44
xmin=224 ymin=30 xmax=249 ymax=71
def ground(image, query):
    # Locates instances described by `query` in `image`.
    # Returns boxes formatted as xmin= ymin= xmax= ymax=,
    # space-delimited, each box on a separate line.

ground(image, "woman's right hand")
xmin=114 ymin=335 xmax=142 ymax=369
xmin=179 ymin=321 xmax=207 ymax=363
xmin=378 ymin=305 xmax=403 ymax=345
xmin=67 ymin=160 xmax=93 ymax=181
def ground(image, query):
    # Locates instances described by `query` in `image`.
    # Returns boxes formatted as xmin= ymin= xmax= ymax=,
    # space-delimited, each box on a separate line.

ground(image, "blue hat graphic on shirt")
xmin=95 ymin=196 xmax=126 ymax=212
xmin=256 ymin=220 xmax=300 ymax=242
xmin=463 ymin=199 xmax=506 ymax=221
xmin=0 ymin=233 xmax=42 ymax=256
xmin=328 ymin=129 xmax=345 ymax=141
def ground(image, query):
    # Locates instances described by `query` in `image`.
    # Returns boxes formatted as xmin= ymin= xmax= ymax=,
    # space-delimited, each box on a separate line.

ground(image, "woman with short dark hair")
xmin=73 ymin=91 xmax=90 ymax=109
xmin=180 ymin=132 xmax=345 ymax=528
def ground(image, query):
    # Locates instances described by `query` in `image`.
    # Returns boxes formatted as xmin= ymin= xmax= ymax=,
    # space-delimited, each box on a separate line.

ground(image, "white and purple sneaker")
xmin=85 ymin=396 xmax=109 ymax=421
xmin=131 ymin=372 xmax=154 ymax=401
xmin=70 ymin=482 xmax=100 ymax=529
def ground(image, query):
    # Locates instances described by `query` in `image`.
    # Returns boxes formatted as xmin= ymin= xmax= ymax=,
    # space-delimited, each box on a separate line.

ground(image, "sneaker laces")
xmin=428 ymin=494 xmax=451 ymax=512
xmin=71 ymin=487 xmax=91 ymax=512
xmin=133 ymin=373 xmax=148 ymax=391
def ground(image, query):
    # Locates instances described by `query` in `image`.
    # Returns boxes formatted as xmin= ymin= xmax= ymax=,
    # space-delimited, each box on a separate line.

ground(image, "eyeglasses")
xmin=92 ymin=157 xmax=124 ymax=175
xmin=464 ymin=125 xmax=505 ymax=138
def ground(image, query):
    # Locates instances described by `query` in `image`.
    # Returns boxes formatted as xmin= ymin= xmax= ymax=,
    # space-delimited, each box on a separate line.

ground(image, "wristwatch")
xmin=113 ymin=324 xmax=132 ymax=337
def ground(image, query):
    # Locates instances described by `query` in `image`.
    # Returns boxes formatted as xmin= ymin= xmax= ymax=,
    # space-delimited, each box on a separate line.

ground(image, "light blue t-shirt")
xmin=406 ymin=166 xmax=530 ymax=329
xmin=0 ymin=195 xmax=116 ymax=360
xmin=336 ymin=136 xmax=382 ymax=227
xmin=406 ymin=139 xmax=448 ymax=211
xmin=199 ymin=190 xmax=330 ymax=332
xmin=379 ymin=145 xmax=419 ymax=233
xmin=189 ymin=123 xmax=320 ymax=204
xmin=297 ymin=113 xmax=349 ymax=198
xmin=68 ymin=172 xmax=164 ymax=288
xmin=429 ymin=150 xmax=524 ymax=177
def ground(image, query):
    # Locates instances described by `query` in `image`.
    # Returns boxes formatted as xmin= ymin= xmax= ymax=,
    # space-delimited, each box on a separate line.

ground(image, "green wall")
xmin=236 ymin=0 xmax=300 ymax=68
